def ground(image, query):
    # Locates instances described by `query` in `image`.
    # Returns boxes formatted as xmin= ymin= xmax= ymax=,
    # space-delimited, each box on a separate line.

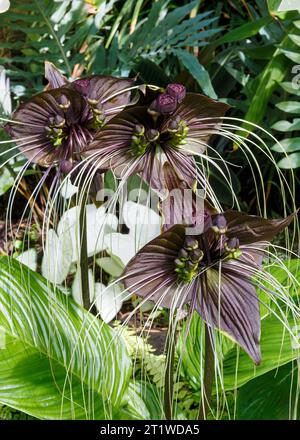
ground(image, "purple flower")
xmin=5 ymin=63 xmax=135 ymax=171
xmin=84 ymin=86 xmax=229 ymax=192
xmin=123 ymin=210 xmax=294 ymax=364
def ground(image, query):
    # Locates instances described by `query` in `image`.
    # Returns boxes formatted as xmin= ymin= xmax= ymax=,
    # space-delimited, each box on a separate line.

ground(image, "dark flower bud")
xmin=184 ymin=236 xmax=199 ymax=251
xmin=48 ymin=117 xmax=55 ymax=126
xmin=87 ymin=98 xmax=100 ymax=107
xmin=166 ymin=83 xmax=186 ymax=103
xmin=146 ymin=129 xmax=160 ymax=142
xmin=178 ymin=248 xmax=189 ymax=260
xmin=74 ymin=78 xmax=91 ymax=96
xmin=224 ymin=237 xmax=242 ymax=259
xmin=54 ymin=115 xmax=65 ymax=127
xmin=134 ymin=124 xmax=145 ymax=136
xmin=60 ymin=160 xmax=73 ymax=174
xmin=225 ymin=237 xmax=239 ymax=251
xmin=211 ymin=214 xmax=227 ymax=235
xmin=190 ymin=248 xmax=204 ymax=263
xmin=52 ymin=127 xmax=62 ymax=136
xmin=174 ymin=258 xmax=185 ymax=268
xmin=167 ymin=118 xmax=180 ymax=132
xmin=58 ymin=95 xmax=71 ymax=111
xmin=186 ymin=260 xmax=198 ymax=271
xmin=148 ymin=93 xmax=177 ymax=115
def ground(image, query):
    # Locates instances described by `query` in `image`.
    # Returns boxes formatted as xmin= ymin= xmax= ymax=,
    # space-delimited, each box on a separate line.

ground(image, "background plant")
xmin=0 ymin=0 xmax=299 ymax=421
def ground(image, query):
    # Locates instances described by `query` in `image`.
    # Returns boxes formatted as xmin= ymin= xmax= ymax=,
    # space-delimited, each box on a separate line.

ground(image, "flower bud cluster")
xmin=175 ymin=237 xmax=204 ymax=283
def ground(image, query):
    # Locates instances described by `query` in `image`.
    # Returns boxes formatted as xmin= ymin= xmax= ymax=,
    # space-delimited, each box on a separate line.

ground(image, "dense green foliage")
xmin=0 ymin=0 xmax=299 ymax=421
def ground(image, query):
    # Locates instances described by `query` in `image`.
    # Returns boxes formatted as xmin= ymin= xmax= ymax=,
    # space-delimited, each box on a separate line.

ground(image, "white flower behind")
xmin=16 ymin=248 xmax=37 ymax=271
xmin=0 ymin=66 xmax=12 ymax=114
xmin=42 ymin=203 xmax=118 ymax=284
xmin=0 ymin=1 xmax=10 ymax=15
xmin=104 ymin=201 xmax=161 ymax=266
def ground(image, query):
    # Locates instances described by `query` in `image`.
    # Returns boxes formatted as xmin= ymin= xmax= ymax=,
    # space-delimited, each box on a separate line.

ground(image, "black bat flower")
xmin=84 ymin=84 xmax=229 ymax=192
xmin=5 ymin=63 xmax=135 ymax=172
xmin=123 ymin=210 xmax=294 ymax=364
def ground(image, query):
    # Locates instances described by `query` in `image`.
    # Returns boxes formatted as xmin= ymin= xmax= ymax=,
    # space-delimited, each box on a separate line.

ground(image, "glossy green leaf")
xmin=276 ymin=101 xmax=300 ymax=113
xmin=178 ymin=310 xmax=299 ymax=392
xmin=222 ymin=314 xmax=299 ymax=391
xmin=0 ymin=257 xmax=132 ymax=419
xmin=289 ymin=33 xmax=300 ymax=46
xmin=271 ymin=137 xmax=300 ymax=152
xmin=277 ymin=152 xmax=300 ymax=169
xmin=280 ymin=81 xmax=300 ymax=96
xmin=0 ymin=333 xmax=104 ymax=419
xmin=281 ymin=48 xmax=300 ymax=63
xmin=237 ymin=362 xmax=300 ymax=420
xmin=174 ymin=49 xmax=217 ymax=99
xmin=115 ymin=382 xmax=162 ymax=420
xmin=213 ymin=16 xmax=272 ymax=46
xmin=272 ymin=119 xmax=300 ymax=132
xmin=237 ymin=28 xmax=296 ymax=139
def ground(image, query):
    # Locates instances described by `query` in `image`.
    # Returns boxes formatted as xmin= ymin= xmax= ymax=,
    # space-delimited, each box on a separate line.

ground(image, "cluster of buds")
xmin=175 ymin=236 xmax=204 ymax=283
xmin=87 ymin=98 xmax=105 ymax=129
xmin=130 ymin=125 xmax=160 ymax=156
xmin=224 ymin=237 xmax=242 ymax=259
xmin=211 ymin=214 xmax=242 ymax=260
xmin=167 ymin=116 xmax=189 ymax=147
xmin=45 ymin=115 xmax=67 ymax=147
xmin=148 ymin=83 xmax=186 ymax=117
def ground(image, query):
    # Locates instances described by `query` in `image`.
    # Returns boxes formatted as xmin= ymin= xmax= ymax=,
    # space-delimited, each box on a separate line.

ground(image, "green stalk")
xmin=198 ymin=323 xmax=214 ymax=420
xmin=164 ymin=315 xmax=176 ymax=420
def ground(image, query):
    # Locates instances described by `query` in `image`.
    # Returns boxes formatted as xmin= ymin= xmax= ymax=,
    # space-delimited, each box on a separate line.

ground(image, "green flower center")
xmin=45 ymin=116 xmax=67 ymax=147
xmin=175 ymin=234 xmax=243 ymax=283
xmin=167 ymin=118 xmax=188 ymax=149
xmin=87 ymin=98 xmax=105 ymax=129
xmin=130 ymin=126 xmax=159 ymax=157
xmin=175 ymin=238 xmax=204 ymax=283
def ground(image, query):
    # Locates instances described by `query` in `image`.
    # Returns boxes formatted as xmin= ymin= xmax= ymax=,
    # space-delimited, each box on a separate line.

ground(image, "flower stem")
xmin=198 ymin=323 xmax=214 ymax=419
xmin=164 ymin=315 xmax=176 ymax=420
xmin=79 ymin=193 xmax=92 ymax=312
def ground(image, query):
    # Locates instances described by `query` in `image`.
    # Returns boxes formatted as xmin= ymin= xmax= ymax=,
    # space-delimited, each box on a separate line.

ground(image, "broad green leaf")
xmin=96 ymin=256 xmax=124 ymax=278
xmin=272 ymin=119 xmax=300 ymax=132
xmin=267 ymin=0 xmax=282 ymax=13
xmin=115 ymin=382 xmax=162 ymax=420
xmin=0 ymin=257 xmax=132 ymax=418
xmin=271 ymin=137 xmax=300 ymax=152
xmin=213 ymin=17 xmax=272 ymax=46
xmin=174 ymin=49 xmax=217 ymax=99
xmin=0 ymin=167 xmax=14 ymax=196
xmin=281 ymin=48 xmax=300 ymax=63
xmin=268 ymin=1 xmax=300 ymax=19
xmin=280 ymin=81 xmax=300 ymax=96
xmin=237 ymin=362 xmax=300 ymax=420
xmin=277 ymin=152 xmax=300 ymax=169
xmin=222 ymin=314 xmax=300 ymax=391
xmin=179 ymin=310 xmax=300 ymax=392
xmin=276 ymin=101 xmax=300 ymax=113
xmin=133 ymin=59 xmax=170 ymax=87
xmin=289 ymin=33 xmax=300 ymax=46
xmin=236 ymin=28 xmax=297 ymax=140
xmin=263 ymin=259 xmax=300 ymax=293
xmin=0 ymin=333 xmax=104 ymax=419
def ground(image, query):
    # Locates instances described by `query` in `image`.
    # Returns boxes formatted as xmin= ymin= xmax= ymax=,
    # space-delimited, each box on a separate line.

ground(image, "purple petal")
xmin=123 ymin=225 xmax=186 ymax=307
xmin=224 ymin=210 xmax=296 ymax=245
xmin=194 ymin=262 xmax=261 ymax=364
xmin=45 ymin=62 xmax=68 ymax=89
